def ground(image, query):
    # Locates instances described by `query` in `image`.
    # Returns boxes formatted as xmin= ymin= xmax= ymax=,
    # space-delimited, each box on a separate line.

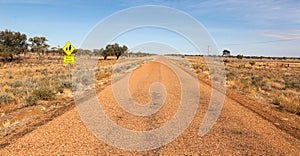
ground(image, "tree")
xmin=0 ymin=44 xmax=4 ymax=59
xmin=102 ymin=45 xmax=113 ymax=60
xmin=237 ymin=54 xmax=243 ymax=59
xmin=222 ymin=49 xmax=230 ymax=56
xmin=101 ymin=43 xmax=128 ymax=60
xmin=121 ymin=45 xmax=128 ymax=58
xmin=28 ymin=36 xmax=49 ymax=56
xmin=112 ymin=43 xmax=125 ymax=60
xmin=0 ymin=30 xmax=27 ymax=62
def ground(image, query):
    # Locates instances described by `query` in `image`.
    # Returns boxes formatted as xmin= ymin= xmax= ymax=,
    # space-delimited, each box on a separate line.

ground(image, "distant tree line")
xmin=0 ymin=29 xmax=51 ymax=62
xmin=2 ymin=29 xmax=296 ymax=63
xmin=0 ymin=29 xmax=130 ymax=63
xmin=76 ymin=43 xmax=128 ymax=60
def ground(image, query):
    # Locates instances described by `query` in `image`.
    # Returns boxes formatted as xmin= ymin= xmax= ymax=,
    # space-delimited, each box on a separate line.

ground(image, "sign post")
xmin=62 ymin=41 xmax=75 ymax=81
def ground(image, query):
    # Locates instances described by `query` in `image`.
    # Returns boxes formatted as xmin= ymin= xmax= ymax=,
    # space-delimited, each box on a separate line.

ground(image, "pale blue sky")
xmin=0 ymin=0 xmax=299 ymax=56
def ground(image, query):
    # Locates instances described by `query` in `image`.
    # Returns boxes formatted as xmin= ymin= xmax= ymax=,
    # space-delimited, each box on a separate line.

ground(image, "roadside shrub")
xmin=291 ymin=82 xmax=300 ymax=89
xmin=61 ymin=81 xmax=72 ymax=88
xmin=249 ymin=61 xmax=255 ymax=66
xmin=11 ymin=81 xmax=23 ymax=88
xmin=82 ymin=75 xmax=93 ymax=86
xmin=5 ymin=88 xmax=23 ymax=96
xmin=41 ymin=69 xmax=48 ymax=76
xmin=37 ymin=78 xmax=51 ymax=88
xmin=71 ymin=83 xmax=77 ymax=91
xmin=25 ymin=96 xmax=37 ymax=106
xmin=104 ymin=67 xmax=111 ymax=73
xmin=0 ymin=94 xmax=12 ymax=105
xmin=24 ymin=78 xmax=37 ymax=90
xmin=273 ymin=97 xmax=280 ymax=105
xmin=251 ymin=76 xmax=266 ymax=88
xmin=126 ymin=65 xmax=132 ymax=70
xmin=32 ymin=88 xmax=55 ymax=101
xmin=114 ymin=67 xmax=122 ymax=73
xmin=55 ymin=81 xmax=72 ymax=93
xmin=226 ymin=71 xmax=237 ymax=80
xmin=240 ymin=78 xmax=249 ymax=88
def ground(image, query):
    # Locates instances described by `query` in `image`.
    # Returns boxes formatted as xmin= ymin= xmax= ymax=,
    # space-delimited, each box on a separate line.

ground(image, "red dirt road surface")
xmin=0 ymin=57 xmax=299 ymax=155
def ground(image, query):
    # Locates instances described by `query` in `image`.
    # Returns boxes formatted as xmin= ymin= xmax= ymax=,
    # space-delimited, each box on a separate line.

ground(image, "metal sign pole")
xmin=68 ymin=63 xmax=70 ymax=81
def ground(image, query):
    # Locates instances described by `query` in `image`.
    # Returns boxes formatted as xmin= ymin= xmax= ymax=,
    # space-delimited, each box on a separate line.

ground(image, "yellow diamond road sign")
xmin=64 ymin=56 xmax=74 ymax=64
xmin=63 ymin=41 xmax=75 ymax=55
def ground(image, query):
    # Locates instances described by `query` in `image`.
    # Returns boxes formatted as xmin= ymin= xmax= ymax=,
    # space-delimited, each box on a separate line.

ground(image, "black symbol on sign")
xmin=66 ymin=45 xmax=72 ymax=51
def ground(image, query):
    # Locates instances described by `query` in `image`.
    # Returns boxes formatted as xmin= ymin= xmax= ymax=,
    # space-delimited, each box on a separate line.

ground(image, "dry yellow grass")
xmin=0 ymin=54 xmax=117 ymax=138
xmin=187 ymin=56 xmax=300 ymax=115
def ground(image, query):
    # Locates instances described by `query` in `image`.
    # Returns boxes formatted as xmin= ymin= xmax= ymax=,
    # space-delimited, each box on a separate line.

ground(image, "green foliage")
xmin=23 ymin=78 xmax=37 ymax=91
xmin=273 ymin=97 xmax=280 ymax=105
xmin=240 ymin=78 xmax=250 ymax=88
xmin=41 ymin=69 xmax=48 ymax=76
xmin=25 ymin=95 xmax=37 ymax=106
xmin=237 ymin=54 xmax=243 ymax=59
xmin=249 ymin=61 xmax=256 ymax=66
xmin=291 ymin=82 xmax=300 ymax=89
xmin=5 ymin=88 xmax=23 ymax=96
xmin=32 ymin=88 xmax=55 ymax=101
xmin=55 ymin=81 xmax=72 ymax=93
xmin=251 ymin=76 xmax=267 ymax=89
xmin=226 ymin=71 xmax=236 ymax=80
xmin=37 ymin=78 xmax=50 ymax=89
xmin=11 ymin=81 xmax=23 ymax=88
xmin=101 ymin=43 xmax=128 ymax=60
xmin=0 ymin=94 xmax=12 ymax=105
xmin=28 ymin=36 xmax=49 ymax=55
xmin=0 ymin=30 xmax=27 ymax=61
xmin=222 ymin=49 xmax=230 ymax=56
xmin=284 ymin=77 xmax=300 ymax=90
xmin=101 ymin=46 xmax=113 ymax=60
xmin=192 ymin=64 xmax=208 ymax=71
xmin=60 ymin=81 xmax=72 ymax=88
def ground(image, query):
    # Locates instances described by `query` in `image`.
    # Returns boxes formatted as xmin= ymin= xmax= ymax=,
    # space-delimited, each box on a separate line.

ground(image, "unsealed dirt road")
xmin=1 ymin=57 xmax=299 ymax=155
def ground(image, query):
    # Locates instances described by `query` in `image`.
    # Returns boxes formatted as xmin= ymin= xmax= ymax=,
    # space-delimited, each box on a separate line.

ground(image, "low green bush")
xmin=0 ymin=94 xmax=12 ymax=105
xmin=25 ymin=95 xmax=37 ymax=106
xmin=249 ymin=61 xmax=255 ymax=66
xmin=273 ymin=97 xmax=280 ymax=105
xmin=32 ymin=88 xmax=55 ymax=101
xmin=11 ymin=81 xmax=23 ymax=88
